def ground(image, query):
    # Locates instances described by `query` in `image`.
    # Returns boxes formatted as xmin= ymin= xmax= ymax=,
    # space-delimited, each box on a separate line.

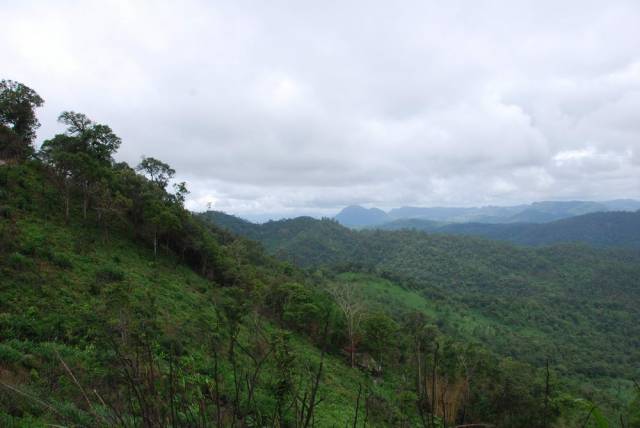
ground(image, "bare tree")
xmin=327 ymin=283 xmax=366 ymax=368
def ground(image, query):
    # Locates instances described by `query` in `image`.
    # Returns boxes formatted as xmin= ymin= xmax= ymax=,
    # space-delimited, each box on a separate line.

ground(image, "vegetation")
xmin=0 ymin=80 xmax=44 ymax=161
xmin=1 ymin=80 xmax=639 ymax=427
xmin=376 ymin=211 xmax=640 ymax=249
xmin=202 ymin=212 xmax=640 ymax=423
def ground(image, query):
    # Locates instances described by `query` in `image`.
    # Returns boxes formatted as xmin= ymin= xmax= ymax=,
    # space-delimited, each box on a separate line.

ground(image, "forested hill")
xmin=200 ymin=211 xmax=360 ymax=266
xmin=375 ymin=210 xmax=640 ymax=249
xmin=201 ymin=211 xmax=640 ymax=409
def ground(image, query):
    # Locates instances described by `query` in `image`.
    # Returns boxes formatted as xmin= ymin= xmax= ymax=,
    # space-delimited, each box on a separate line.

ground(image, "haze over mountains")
xmin=334 ymin=199 xmax=640 ymax=227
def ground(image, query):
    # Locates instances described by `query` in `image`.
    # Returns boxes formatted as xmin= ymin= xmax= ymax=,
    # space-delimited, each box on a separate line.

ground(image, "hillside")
xmin=0 ymin=162 xmax=392 ymax=427
xmin=376 ymin=211 xmax=640 ymax=249
xmin=202 ymin=211 xmax=640 ymax=414
xmin=2 ymin=160 xmax=598 ymax=427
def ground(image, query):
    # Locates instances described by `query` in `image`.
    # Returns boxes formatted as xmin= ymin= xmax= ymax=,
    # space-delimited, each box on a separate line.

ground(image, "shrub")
xmin=48 ymin=252 xmax=73 ymax=269
xmin=7 ymin=252 xmax=34 ymax=271
xmin=0 ymin=343 xmax=22 ymax=365
xmin=95 ymin=265 xmax=125 ymax=284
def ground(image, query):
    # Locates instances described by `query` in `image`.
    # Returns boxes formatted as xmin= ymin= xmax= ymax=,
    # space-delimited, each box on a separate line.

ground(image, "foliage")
xmin=0 ymin=79 xmax=44 ymax=160
xmin=378 ymin=210 xmax=640 ymax=249
xmin=203 ymin=211 xmax=640 ymax=423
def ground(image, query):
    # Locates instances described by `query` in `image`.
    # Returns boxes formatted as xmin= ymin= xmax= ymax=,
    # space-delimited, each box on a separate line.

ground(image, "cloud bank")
xmin=2 ymin=0 xmax=639 ymax=220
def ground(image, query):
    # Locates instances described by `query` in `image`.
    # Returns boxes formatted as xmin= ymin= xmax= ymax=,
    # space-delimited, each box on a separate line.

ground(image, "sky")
xmin=2 ymin=0 xmax=640 ymax=221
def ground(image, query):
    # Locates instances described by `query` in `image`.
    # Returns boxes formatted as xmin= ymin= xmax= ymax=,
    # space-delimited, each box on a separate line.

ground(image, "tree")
xmin=627 ymin=381 xmax=640 ymax=428
xmin=0 ymin=79 xmax=44 ymax=160
xmin=361 ymin=312 xmax=397 ymax=365
xmin=172 ymin=181 xmax=189 ymax=206
xmin=39 ymin=133 xmax=90 ymax=220
xmin=328 ymin=282 xmax=366 ymax=368
xmin=57 ymin=111 xmax=121 ymax=163
xmin=40 ymin=112 xmax=122 ymax=220
xmin=136 ymin=156 xmax=175 ymax=189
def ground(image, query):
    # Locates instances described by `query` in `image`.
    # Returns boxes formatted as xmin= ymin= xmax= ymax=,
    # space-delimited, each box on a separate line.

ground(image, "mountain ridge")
xmin=333 ymin=199 xmax=640 ymax=227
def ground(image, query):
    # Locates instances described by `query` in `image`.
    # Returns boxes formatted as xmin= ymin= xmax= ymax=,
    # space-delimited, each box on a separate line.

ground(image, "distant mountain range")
xmin=334 ymin=199 xmax=640 ymax=227
xmin=378 ymin=210 xmax=640 ymax=248
xmin=203 ymin=207 xmax=640 ymax=251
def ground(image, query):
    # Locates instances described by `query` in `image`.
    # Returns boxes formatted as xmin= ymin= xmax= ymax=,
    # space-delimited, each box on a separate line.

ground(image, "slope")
xmin=377 ymin=210 xmax=640 ymax=249
xmin=2 ymin=163 xmax=404 ymax=427
xmin=202 ymin=211 xmax=640 ymax=411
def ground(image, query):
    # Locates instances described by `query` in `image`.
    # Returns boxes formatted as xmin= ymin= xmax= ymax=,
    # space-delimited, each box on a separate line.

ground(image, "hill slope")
xmin=4 ymin=161 xmax=596 ymax=427
xmin=202 ymin=211 xmax=640 ymax=412
xmin=1 ymin=163 xmax=397 ymax=427
xmin=376 ymin=210 xmax=640 ymax=249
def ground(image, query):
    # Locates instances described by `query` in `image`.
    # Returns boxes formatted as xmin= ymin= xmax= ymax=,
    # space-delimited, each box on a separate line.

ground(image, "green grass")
xmin=0 ymin=215 xmax=414 ymax=427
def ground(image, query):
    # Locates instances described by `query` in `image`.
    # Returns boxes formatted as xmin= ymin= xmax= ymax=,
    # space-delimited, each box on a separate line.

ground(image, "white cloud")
xmin=1 ymin=0 xmax=639 ymax=218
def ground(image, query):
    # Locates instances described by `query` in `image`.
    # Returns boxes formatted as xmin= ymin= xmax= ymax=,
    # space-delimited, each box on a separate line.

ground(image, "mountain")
xmin=199 ymin=209 xmax=261 ymax=239
xmin=336 ymin=200 xmax=640 ymax=226
xmin=333 ymin=204 xmax=390 ymax=227
xmin=377 ymin=210 xmax=640 ymax=249
xmin=602 ymin=199 xmax=640 ymax=211
xmin=202 ymin=211 xmax=640 ymax=410
xmin=503 ymin=201 xmax=609 ymax=223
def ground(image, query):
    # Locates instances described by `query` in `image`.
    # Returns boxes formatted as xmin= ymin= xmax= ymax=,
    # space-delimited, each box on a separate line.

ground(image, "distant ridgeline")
xmin=205 ymin=207 xmax=640 ymax=251
xmin=329 ymin=203 xmax=640 ymax=250
xmin=334 ymin=200 xmax=640 ymax=227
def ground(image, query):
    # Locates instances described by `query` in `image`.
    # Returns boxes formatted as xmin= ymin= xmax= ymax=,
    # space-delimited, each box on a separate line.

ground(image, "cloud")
xmin=1 ymin=0 xmax=639 ymax=218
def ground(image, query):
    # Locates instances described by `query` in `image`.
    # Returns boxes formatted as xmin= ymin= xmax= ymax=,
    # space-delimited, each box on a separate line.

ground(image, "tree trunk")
xmin=543 ymin=359 xmax=550 ymax=428
xmin=350 ymin=337 xmax=355 ymax=368
xmin=64 ymin=189 xmax=70 ymax=223
xmin=431 ymin=342 xmax=439 ymax=428
xmin=349 ymin=323 xmax=355 ymax=368
xmin=82 ymin=181 xmax=88 ymax=219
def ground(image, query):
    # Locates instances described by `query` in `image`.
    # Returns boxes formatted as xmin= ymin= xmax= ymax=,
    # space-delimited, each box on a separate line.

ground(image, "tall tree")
xmin=328 ymin=283 xmax=366 ymax=368
xmin=136 ymin=156 xmax=175 ymax=189
xmin=40 ymin=112 xmax=122 ymax=220
xmin=0 ymin=79 xmax=44 ymax=160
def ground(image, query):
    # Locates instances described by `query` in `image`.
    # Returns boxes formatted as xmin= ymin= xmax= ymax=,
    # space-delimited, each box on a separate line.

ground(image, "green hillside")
xmin=1 ymin=162 xmax=392 ymax=427
xmin=201 ymin=212 xmax=640 ymax=418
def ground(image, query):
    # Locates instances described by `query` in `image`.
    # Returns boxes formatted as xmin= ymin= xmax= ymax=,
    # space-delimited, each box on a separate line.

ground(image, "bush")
xmin=7 ymin=252 xmax=34 ymax=271
xmin=48 ymin=252 xmax=73 ymax=269
xmin=95 ymin=265 xmax=125 ymax=284
xmin=0 ymin=343 xmax=22 ymax=365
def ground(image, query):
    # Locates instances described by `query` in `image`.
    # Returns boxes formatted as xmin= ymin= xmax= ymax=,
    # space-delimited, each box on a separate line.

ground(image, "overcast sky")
xmin=2 ymin=1 xmax=639 ymax=220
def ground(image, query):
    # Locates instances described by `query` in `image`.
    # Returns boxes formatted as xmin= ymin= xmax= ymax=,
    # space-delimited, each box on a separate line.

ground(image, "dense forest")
xmin=1 ymin=80 xmax=640 ymax=427
xmin=202 ymin=211 xmax=640 ymax=421
xmin=372 ymin=211 xmax=640 ymax=249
